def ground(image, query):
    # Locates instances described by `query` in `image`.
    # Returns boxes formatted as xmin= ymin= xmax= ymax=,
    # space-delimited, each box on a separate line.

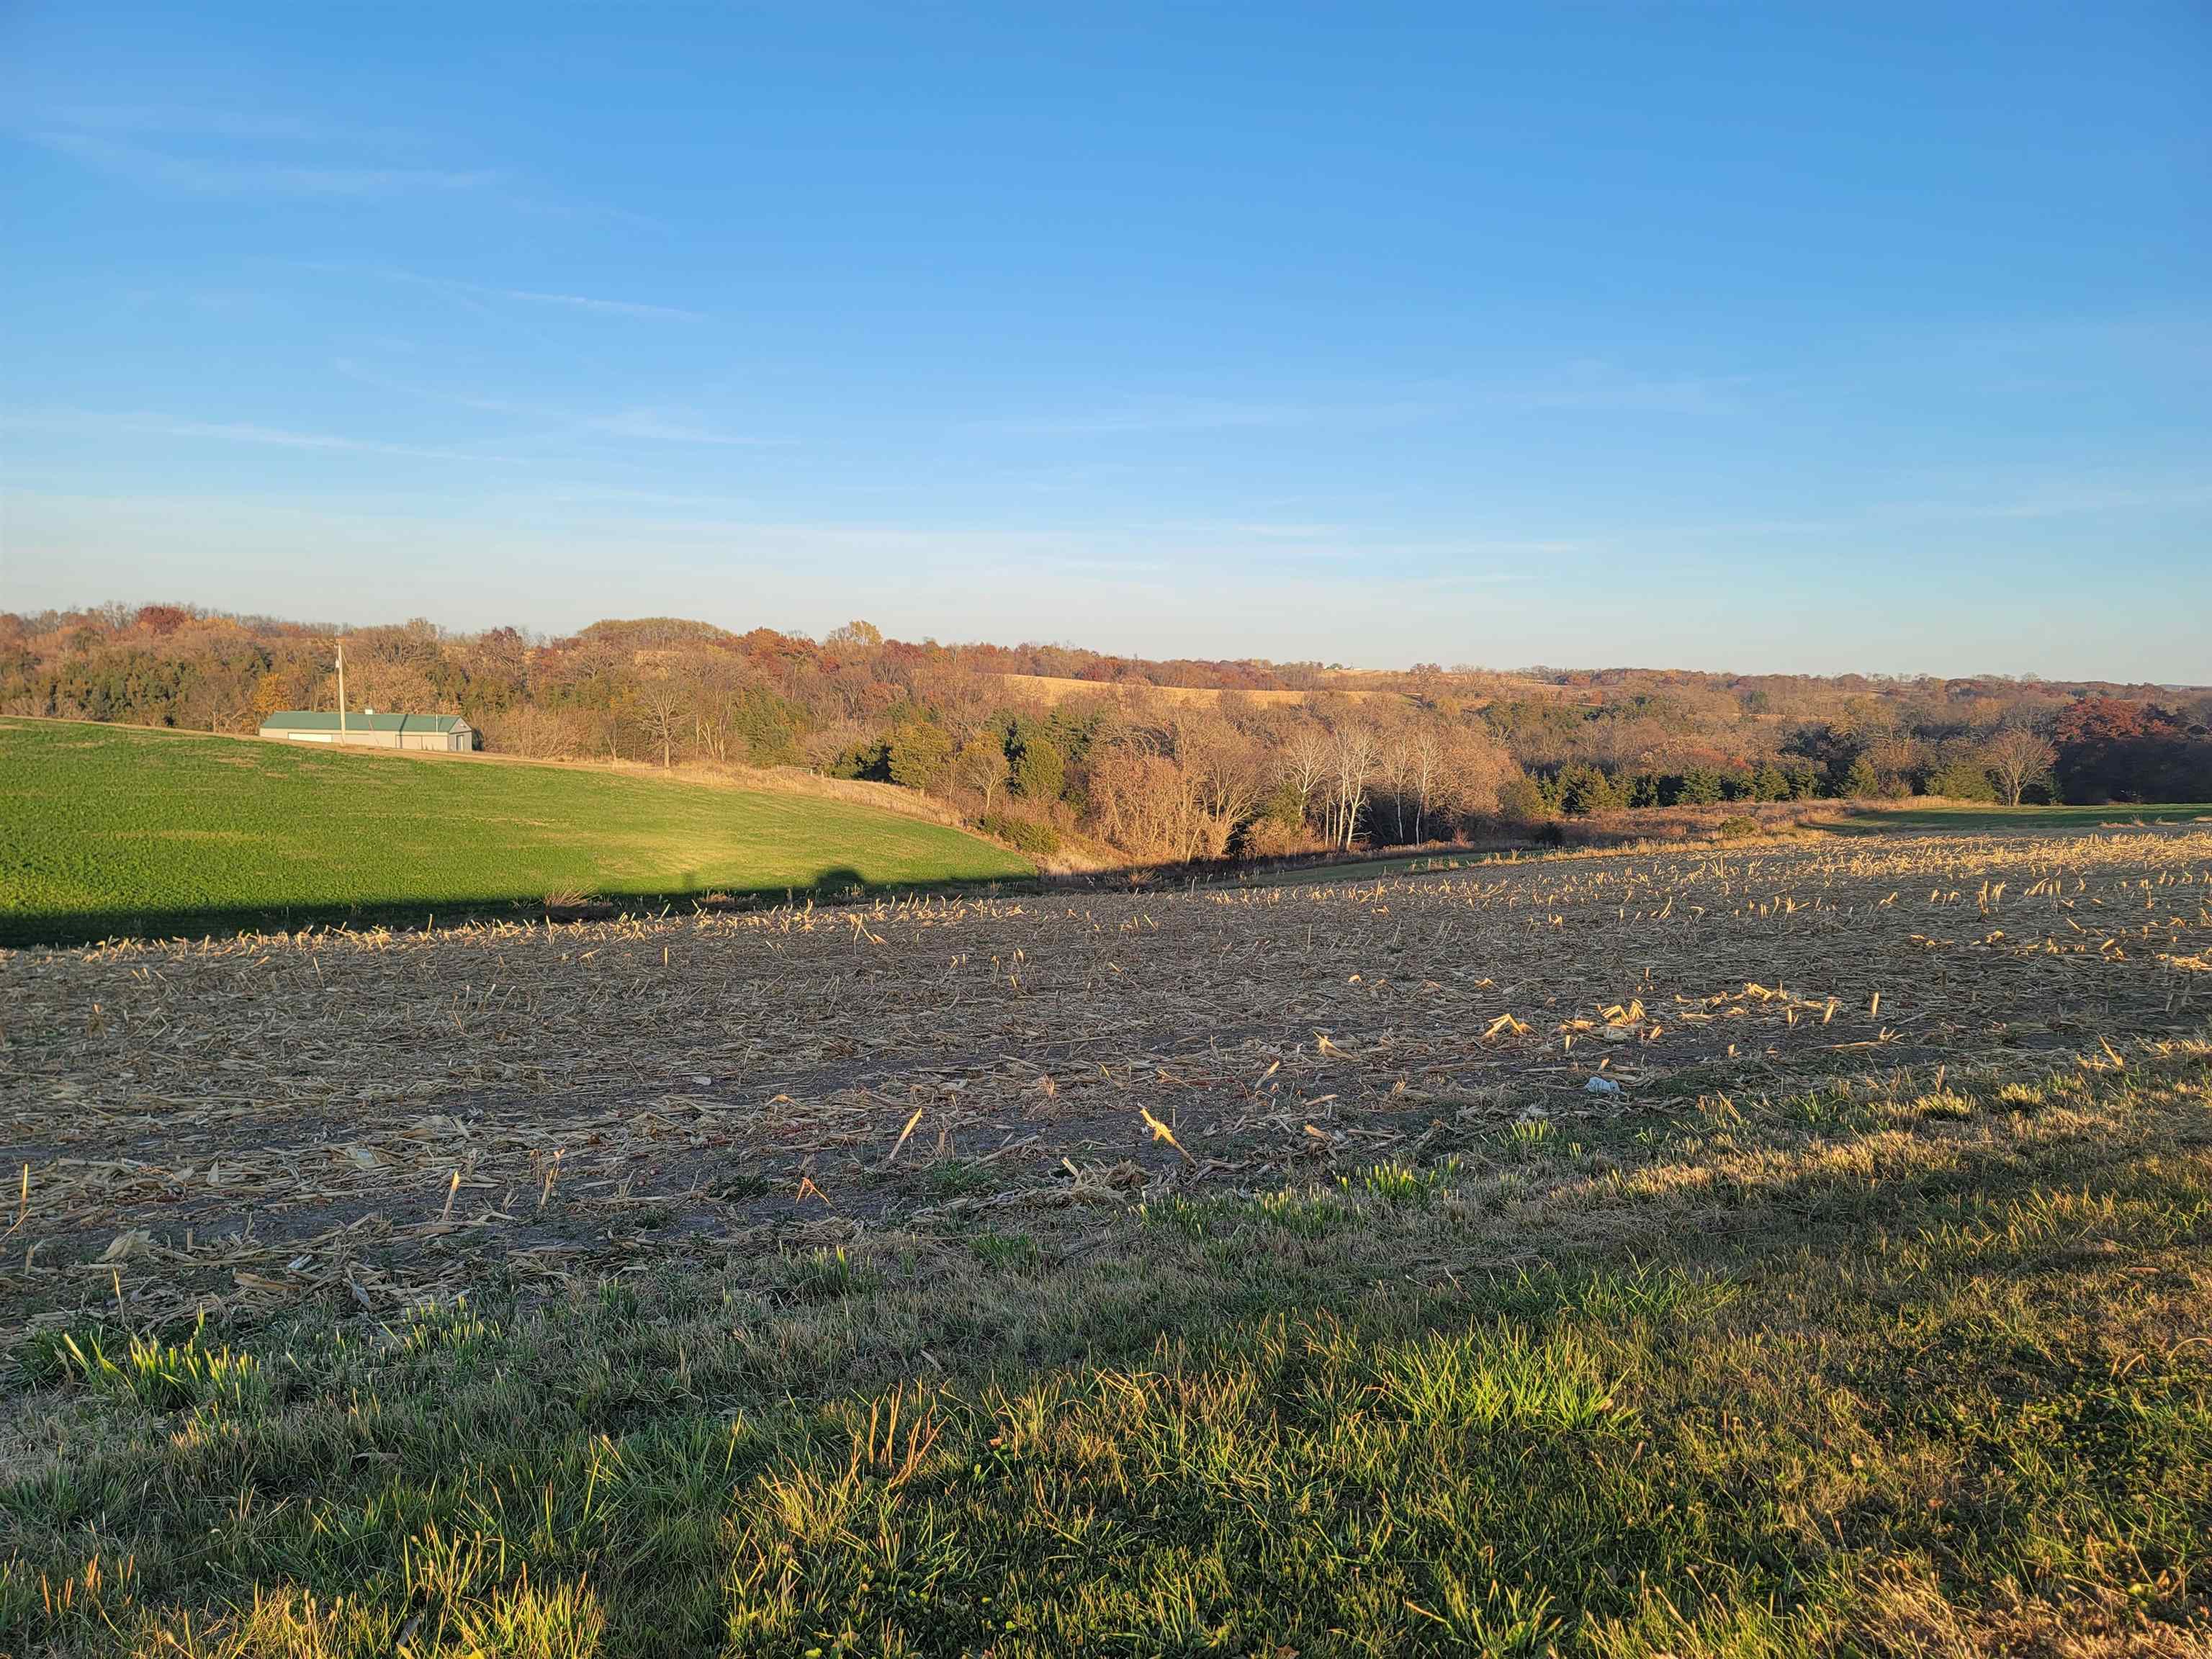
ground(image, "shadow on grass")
xmin=24 ymin=804 xmax=2208 ymax=949
xmin=1831 ymin=802 xmax=2212 ymax=835
xmin=0 ymin=866 xmax=1034 ymax=949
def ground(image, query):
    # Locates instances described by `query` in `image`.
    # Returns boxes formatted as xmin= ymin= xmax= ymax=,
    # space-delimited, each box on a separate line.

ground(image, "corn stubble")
xmin=4 ymin=822 xmax=2211 ymax=1655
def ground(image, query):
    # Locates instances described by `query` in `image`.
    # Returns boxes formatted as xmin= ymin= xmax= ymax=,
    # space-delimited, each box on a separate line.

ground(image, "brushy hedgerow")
xmin=6 ymin=1050 xmax=2212 ymax=1656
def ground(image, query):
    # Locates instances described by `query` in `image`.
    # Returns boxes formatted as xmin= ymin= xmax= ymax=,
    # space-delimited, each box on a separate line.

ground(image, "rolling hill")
xmin=0 ymin=719 xmax=1032 ymax=945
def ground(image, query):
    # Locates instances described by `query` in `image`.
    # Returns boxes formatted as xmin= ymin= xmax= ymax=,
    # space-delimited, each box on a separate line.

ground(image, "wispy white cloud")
xmin=583 ymin=409 xmax=763 ymax=445
xmin=1523 ymin=359 xmax=1747 ymax=415
xmin=339 ymin=266 xmax=705 ymax=323
xmin=1595 ymin=470 xmax=2212 ymax=549
xmin=331 ymin=360 xmax=763 ymax=448
xmin=330 ymin=359 xmax=536 ymax=416
xmin=974 ymin=366 xmax=1737 ymax=439
xmin=30 ymin=131 xmax=495 ymax=198
xmin=967 ymin=395 xmax=1434 ymax=436
xmin=1226 ymin=522 xmax=1346 ymax=540
xmin=477 ymin=484 xmax=761 ymax=512
xmin=1852 ymin=461 xmax=2212 ymax=526
xmin=1874 ymin=481 xmax=2212 ymax=523
xmin=1 ymin=408 xmax=519 ymax=463
xmin=34 ymin=104 xmax=329 ymax=141
xmin=496 ymin=287 xmax=702 ymax=321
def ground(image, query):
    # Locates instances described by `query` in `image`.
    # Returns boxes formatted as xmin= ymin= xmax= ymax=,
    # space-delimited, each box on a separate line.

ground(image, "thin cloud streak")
xmin=583 ymin=410 xmax=764 ymax=445
xmin=498 ymin=287 xmax=703 ymax=321
xmin=362 ymin=269 xmax=703 ymax=321
xmin=33 ymin=104 xmax=328 ymax=141
xmin=1 ymin=408 xmax=523 ymax=464
xmin=330 ymin=361 xmax=765 ymax=448
xmin=970 ymin=365 xmax=1741 ymax=440
xmin=966 ymin=395 xmax=1436 ymax=436
xmin=1522 ymin=359 xmax=1749 ymax=415
xmin=1872 ymin=482 xmax=2212 ymax=523
xmin=30 ymin=132 xmax=495 ymax=198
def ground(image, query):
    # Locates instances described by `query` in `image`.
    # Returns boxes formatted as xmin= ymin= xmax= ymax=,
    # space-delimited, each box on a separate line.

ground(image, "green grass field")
xmin=0 ymin=719 xmax=1030 ymax=945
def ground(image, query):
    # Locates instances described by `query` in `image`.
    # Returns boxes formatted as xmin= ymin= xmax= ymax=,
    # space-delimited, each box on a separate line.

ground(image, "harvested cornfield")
xmin=4 ymin=823 xmax=2211 ymax=1655
xmin=6 ymin=827 xmax=2206 ymax=1331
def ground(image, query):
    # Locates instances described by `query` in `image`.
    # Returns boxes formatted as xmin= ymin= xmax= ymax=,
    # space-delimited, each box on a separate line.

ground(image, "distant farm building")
xmin=258 ymin=711 xmax=476 ymax=752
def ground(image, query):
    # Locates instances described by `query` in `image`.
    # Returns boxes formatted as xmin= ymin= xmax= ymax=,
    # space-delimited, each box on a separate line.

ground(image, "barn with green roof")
xmin=257 ymin=711 xmax=476 ymax=752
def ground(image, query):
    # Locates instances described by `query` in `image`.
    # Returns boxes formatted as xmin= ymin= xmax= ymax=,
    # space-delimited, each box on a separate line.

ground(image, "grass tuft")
xmin=49 ymin=1315 xmax=264 ymax=1413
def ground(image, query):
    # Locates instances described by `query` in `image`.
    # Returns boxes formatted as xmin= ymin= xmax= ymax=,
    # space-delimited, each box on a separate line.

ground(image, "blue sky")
xmin=2 ymin=2 xmax=2207 ymax=678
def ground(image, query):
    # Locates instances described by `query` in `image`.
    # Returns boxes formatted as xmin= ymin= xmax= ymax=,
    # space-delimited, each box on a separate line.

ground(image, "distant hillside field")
xmin=993 ymin=672 xmax=1403 ymax=709
xmin=0 ymin=719 xmax=1032 ymax=945
xmin=989 ymin=670 xmax=1575 ymax=710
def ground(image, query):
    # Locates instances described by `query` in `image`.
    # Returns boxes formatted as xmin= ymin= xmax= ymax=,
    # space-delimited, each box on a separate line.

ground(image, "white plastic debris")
xmin=1584 ymin=1075 xmax=1622 ymax=1095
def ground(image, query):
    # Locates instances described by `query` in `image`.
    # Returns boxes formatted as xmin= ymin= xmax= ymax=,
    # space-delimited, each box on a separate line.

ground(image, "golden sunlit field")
xmin=4 ymin=822 xmax=2210 ymax=1655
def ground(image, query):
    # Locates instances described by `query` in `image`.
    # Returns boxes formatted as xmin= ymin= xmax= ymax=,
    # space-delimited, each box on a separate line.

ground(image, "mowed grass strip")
xmin=4 ymin=1050 xmax=2210 ymax=1655
xmin=0 ymin=719 xmax=1030 ymax=943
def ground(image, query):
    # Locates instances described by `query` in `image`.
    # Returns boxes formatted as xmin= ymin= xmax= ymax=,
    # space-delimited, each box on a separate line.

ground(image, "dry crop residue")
xmin=4 ymin=827 xmax=2208 ymax=1332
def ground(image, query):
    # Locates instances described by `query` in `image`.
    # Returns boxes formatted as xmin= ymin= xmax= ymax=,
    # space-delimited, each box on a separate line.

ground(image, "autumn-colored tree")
xmin=135 ymin=605 xmax=190 ymax=637
xmin=6 ymin=599 xmax=2206 ymax=860
xmin=2054 ymin=698 xmax=2209 ymax=802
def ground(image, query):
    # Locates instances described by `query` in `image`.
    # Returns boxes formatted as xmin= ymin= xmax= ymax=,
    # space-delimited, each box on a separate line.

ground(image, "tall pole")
xmin=336 ymin=639 xmax=348 ymax=739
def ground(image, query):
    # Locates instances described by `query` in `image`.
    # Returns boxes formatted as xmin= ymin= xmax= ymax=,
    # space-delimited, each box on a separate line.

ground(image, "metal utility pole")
xmin=336 ymin=639 xmax=349 ymax=739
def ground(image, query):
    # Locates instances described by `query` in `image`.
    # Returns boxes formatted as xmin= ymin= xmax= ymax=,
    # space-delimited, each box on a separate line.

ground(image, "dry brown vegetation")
xmin=7 ymin=824 xmax=2207 ymax=1337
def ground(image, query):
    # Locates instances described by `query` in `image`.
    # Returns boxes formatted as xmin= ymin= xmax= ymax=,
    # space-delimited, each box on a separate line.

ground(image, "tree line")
xmin=5 ymin=603 xmax=2208 ymax=865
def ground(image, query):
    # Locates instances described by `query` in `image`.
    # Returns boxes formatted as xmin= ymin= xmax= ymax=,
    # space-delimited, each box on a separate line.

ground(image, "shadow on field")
xmin=0 ymin=866 xmax=1012 ymax=949
xmin=1831 ymin=802 xmax=2212 ymax=835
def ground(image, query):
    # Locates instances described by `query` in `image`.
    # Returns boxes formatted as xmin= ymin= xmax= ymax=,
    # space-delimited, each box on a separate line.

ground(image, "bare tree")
xmin=635 ymin=675 xmax=689 ymax=768
xmin=1174 ymin=714 xmax=1267 ymax=850
xmin=1866 ymin=734 xmax=1923 ymax=796
xmin=1384 ymin=719 xmax=1445 ymax=843
xmin=954 ymin=733 xmax=1011 ymax=813
xmin=1086 ymin=742 xmax=1206 ymax=861
xmin=1984 ymin=725 xmax=2057 ymax=806
xmin=1587 ymin=711 xmax=1666 ymax=773
xmin=176 ymin=666 xmax=256 ymax=734
xmin=1434 ymin=727 xmax=1515 ymax=825
xmin=492 ymin=703 xmax=583 ymax=758
xmin=590 ymin=695 xmax=634 ymax=763
xmin=1326 ymin=721 xmax=1381 ymax=850
xmin=346 ymin=655 xmax=440 ymax=715
xmin=688 ymin=652 xmax=760 ymax=765
xmin=1281 ymin=723 xmax=1333 ymax=838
